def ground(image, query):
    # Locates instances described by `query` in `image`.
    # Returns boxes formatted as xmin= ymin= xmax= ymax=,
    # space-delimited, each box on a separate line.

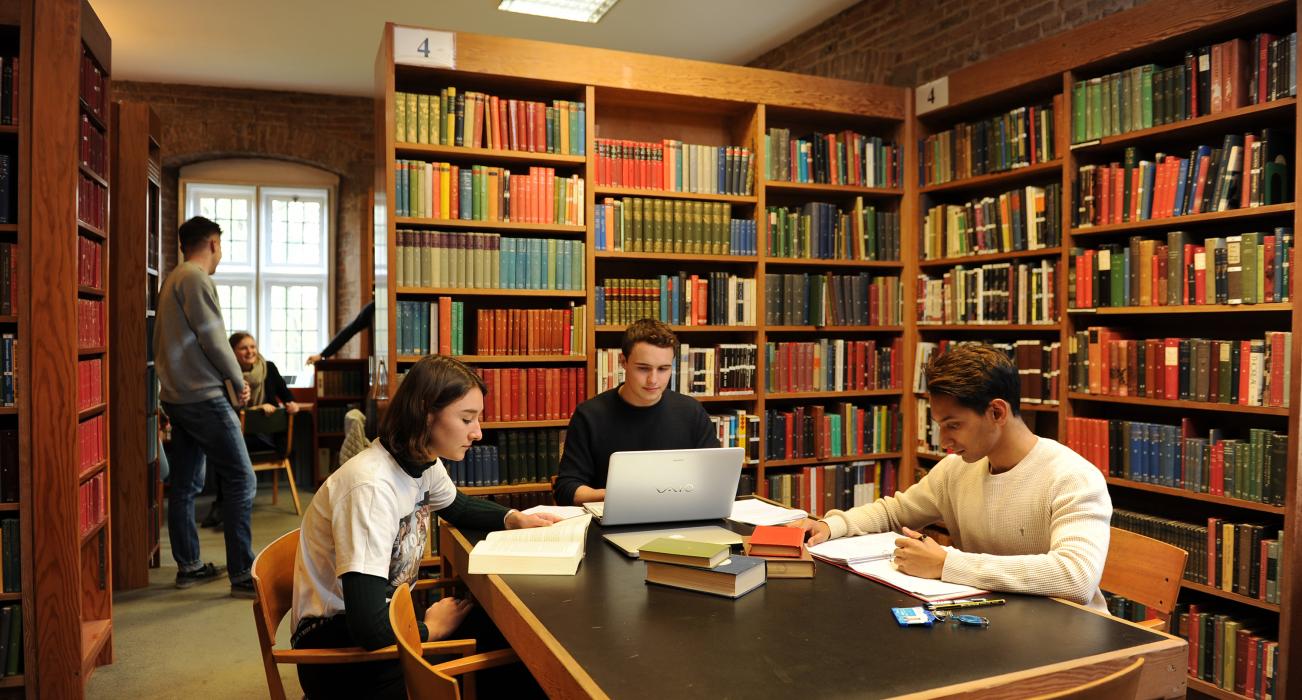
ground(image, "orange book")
xmin=437 ymin=297 xmax=452 ymax=356
xmin=747 ymin=525 xmax=805 ymax=558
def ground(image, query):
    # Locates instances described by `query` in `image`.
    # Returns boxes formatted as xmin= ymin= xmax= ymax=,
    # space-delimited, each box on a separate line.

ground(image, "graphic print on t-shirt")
xmin=388 ymin=491 xmax=438 ymax=588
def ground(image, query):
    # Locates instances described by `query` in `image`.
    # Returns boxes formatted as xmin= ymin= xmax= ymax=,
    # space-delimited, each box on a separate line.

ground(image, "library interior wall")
xmin=748 ymin=0 xmax=1153 ymax=86
xmin=112 ymin=80 xmax=374 ymax=357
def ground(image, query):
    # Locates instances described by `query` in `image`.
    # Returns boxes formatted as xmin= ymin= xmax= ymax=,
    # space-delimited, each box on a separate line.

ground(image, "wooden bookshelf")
xmin=1068 ymin=202 xmax=1295 ymax=237
xmin=1069 ymin=97 xmax=1296 ymax=153
xmin=374 ymin=25 xmax=908 ymax=506
xmin=1068 ymin=302 xmax=1292 ymax=315
xmin=1104 ymin=477 xmax=1286 ymax=516
xmin=917 ymin=247 xmax=1064 ymax=268
xmin=1066 ymin=392 xmax=1290 ymax=416
xmin=311 ymin=358 xmax=368 ymax=485
xmin=392 ymin=216 xmax=585 ymax=234
xmin=918 ymin=159 xmax=1063 ymax=195
xmin=1181 ymin=580 xmax=1281 ymax=614
xmin=109 ymin=100 xmax=162 ymax=591
xmin=1186 ymin=676 xmax=1252 ymax=700
xmin=22 ymin=0 xmax=115 ymax=692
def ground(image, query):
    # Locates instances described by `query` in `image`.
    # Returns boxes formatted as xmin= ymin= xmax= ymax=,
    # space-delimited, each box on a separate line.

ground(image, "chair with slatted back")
xmin=1100 ymin=527 xmax=1188 ymax=632
xmin=252 ymin=529 xmax=478 ymax=700
xmin=389 ymin=582 xmax=520 ymax=700
xmin=1027 ymin=657 xmax=1145 ymax=700
xmin=241 ymin=407 xmax=302 ymax=515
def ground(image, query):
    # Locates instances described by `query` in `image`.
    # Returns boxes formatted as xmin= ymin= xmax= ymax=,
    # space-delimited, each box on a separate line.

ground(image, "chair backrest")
xmin=1101 ymin=527 xmax=1187 ymax=616
xmin=242 ymin=409 xmax=295 ymax=459
xmin=339 ymin=408 xmax=371 ymax=464
xmin=390 ymin=583 xmax=459 ymax=700
xmin=251 ymin=528 xmax=302 ymax=700
xmin=1028 ymin=657 xmax=1144 ymax=700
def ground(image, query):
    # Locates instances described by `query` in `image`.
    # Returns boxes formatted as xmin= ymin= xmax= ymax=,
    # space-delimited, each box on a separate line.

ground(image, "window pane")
xmin=267 ymin=196 xmax=323 ymax=268
xmin=263 ymin=283 xmax=322 ymax=370
xmin=214 ymin=282 xmax=251 ymax=334
xmin=190 ymin=186 xmax=255 ymax=268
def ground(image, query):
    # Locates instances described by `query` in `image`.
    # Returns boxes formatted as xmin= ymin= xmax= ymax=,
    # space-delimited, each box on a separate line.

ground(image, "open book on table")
xmin=810 ymin=533 xmax=988 ymax=602
xmin=467 ymin=513 xmax=593 ymax=576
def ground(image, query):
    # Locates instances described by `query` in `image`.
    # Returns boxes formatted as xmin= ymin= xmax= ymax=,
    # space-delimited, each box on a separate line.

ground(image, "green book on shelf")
xmin=1140 ymin=64 xmax=1155 ymax=130
xmin=395 ymin=92 xmax=408 ymax=142
xmin=1072 ymin=82 xmax=1086 ymax=143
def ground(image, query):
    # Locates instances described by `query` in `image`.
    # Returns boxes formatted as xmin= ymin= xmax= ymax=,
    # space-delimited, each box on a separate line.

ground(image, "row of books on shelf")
xmin=0 ymin=244 xmax=14 ymax=314
xmin=76 ymin=358 xmax=102 ymax=411
xmin=473 ymin=305 xmax=586 ymax=356
xmin=711 ymin=411 xmax=761 ymax=465
xmin=0 ymin=56 xmax=20 ymax=126
xmin=0 ymin=154 xmax=10 ymax=226
xmin=394 ymin=89 xmax=585 ymax=155
xmin=763 ymin=460 xmax=899 ymax=516
xmin=0 ymin=519 xmax=16 ymax=593
xmin=764 ymin=339 xmax=903 ymax=394
xmin=920 ymin=102 xmax=1056 ymax=186
xmin=594 ymin=273 xmax=757 ymax=327
xmin=316 ymin=404 xmax=359 ymax=435
xmin=79 ymin=113 xmax=106 ymax=179
xmin=315 ymin=368 xmax=366 ymax=398
xmin=915 ymin=260 xmax=1061 ymax=326
xmin=77 ymin=414 xmax=104 ymax=474
xmin=441 ymin=428 xmax=563 ymax=487
xmin=78 ymin=172 xmax=106 ymax=231
xmin=594 ymin=344 xmax=758 ymax=397
xmin=1112 ymin=509 xmax=1281 ymax=602
xmin=393 ymin=161 xmax=584 ymax=225
xmin=479 ymin=367 xmax=584 ymax=423
xmin=79 ymin=471 xmax=107 ymax=537
xmin=765 ymin=272 xmax=902 ymax=327
xmin=76 ymin=237 xmax=102 ymax=289
xmin=921 ymin=184 xmax=1062 ymax=260
xmin=763 ymin=402 xmax=902 ymax=461
xmin=76 ymin=298 xmax=103 ymax=348
xmin=763 ymin=128 xmax=902 ymax=188
xmin=766 ymin=200 xmax=901 ymax=261
xmin=1073 ymin=130 xmax=1291 ymax=227
xmin=1174 ymin=602 xmax=1279 ymax=699
xmin=1071 ymin=32 xmax=1298 ymax=144
xmin=393 ymin=231 xmax=585 ymax=291
xmin=1069 ymin=229 xmax=1293 ymax=308
xmin=479 ymin=491 xmax=553 ymax=512
xmin=0 ymin=335 xmax=12 ymax=408
xmin=79 ymin=48 xmax=106 ymax=119
xmin=593 ymin=197 xmax=748 ymax=255
xmin=1066 ymin=329 xmax=1292 ymax=408
xmin=0 ymin=604 xmax=22 ymax=677
xmin=593 ymin=139 xmax=754 ymax=196
xmin=0 ymin=431 xmax=14 ymax=502
xmin=913 ymin=340 xmax=1062 ymax=403
xmin=396 ymin=299 xmax=466 ymax=357
xmin=1066 ymin=416 xmax=1286 ymax=506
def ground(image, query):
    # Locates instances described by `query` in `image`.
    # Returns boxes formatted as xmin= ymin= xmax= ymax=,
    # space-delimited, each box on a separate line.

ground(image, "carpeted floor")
xmin=87 ymin=489 xmax=307 ymax=699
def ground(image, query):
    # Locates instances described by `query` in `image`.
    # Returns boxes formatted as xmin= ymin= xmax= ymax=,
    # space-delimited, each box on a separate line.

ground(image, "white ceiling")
xmin=93 ymin=0 xmax=861 ymax=97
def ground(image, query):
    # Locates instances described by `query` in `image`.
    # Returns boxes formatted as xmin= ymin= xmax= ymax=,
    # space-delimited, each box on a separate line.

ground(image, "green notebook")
xmin=638 ymin=538 xmax=731 ymax=569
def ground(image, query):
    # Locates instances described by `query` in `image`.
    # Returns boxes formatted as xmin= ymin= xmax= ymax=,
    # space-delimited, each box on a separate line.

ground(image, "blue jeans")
xmin=163 ymin=397 xmax=256 ymax=583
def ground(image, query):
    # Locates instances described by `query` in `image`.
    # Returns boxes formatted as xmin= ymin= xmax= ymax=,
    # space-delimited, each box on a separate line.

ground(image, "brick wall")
xmin=748 ymin=0 xmax=1151 ymax=87
xmin=112 ymin=81 xmax=375 ymax=357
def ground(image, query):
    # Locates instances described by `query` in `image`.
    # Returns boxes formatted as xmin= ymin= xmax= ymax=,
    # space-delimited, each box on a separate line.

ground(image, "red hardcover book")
xmin=1190 ymin=154 xmax=1211 ymax=214
xmin=1235 ymin=628 xmax=1251 ymax=695
xmin=747 ymin=525 xmax=804 ymax=558
xmin=1186 ymin=604 xmax=1201 ymax=674
xmin=1268 ymin=331 xmax=1286 ymax=407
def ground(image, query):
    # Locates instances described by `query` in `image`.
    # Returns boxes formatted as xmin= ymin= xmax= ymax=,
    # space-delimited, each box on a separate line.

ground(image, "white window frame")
xmin=181 ymin=180 xmax=333 ymax=378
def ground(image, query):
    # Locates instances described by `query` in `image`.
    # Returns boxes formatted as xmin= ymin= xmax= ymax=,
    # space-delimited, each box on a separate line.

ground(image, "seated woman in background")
xmin=202 ymin=332 xmax=301 ymax=528
xmin=291 ymin=354 xmax=558 ymax=699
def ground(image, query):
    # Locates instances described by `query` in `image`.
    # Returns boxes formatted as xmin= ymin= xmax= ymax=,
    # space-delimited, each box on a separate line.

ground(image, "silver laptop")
xmin=583 ymin=447 xmax=744 ymax=526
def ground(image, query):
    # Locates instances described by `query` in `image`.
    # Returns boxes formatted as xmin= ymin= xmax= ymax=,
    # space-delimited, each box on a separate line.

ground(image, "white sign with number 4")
xmin=916 ymin=76 xmax=950 ymax=115
xmin=394 ymin=27 xmax=455 ymax=69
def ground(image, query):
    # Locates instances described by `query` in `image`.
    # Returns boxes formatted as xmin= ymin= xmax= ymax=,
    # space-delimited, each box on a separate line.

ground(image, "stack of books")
xmin=743 ymin=525 xmax=816 ymax=579
xmin=639 ymin=538 xmax=766 ymax=598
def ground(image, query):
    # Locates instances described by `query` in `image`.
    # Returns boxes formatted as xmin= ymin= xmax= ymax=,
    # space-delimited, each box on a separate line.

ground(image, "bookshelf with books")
xmin=374 ymin=26 xmax=908 ymax=504
xmin=108 ymin=100 xmax=161 ymax=591
xmin=312 ymin=358 xmax=369 ymax=485
xmin=14 ymin=0 xmax=116 ymax=693
xmin=911 ymin=1 xmax=1300 ymax=696
xmin=0 ymin=3 xmax=22 ymax=694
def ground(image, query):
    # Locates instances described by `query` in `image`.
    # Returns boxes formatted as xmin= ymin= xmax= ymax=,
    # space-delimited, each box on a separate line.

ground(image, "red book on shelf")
xmin=1190 ymin=154 xmax=1211 ymax=214
xmin=1268 ymin=332 xmax=1286 ymax=407
xmin=437 ymin=297 xmax=452 ymax=355
xmin=1186 ymin=604 xmax=1201 ymax=672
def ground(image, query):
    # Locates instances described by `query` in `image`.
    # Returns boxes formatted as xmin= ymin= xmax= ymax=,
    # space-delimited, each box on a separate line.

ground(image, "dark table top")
xmin=461 ymin=519 xmax=1170 ymax=699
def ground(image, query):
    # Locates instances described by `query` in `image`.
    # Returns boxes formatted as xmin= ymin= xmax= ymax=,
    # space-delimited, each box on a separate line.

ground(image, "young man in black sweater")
xmin=553 ymin=319 xmax=719 ymax=506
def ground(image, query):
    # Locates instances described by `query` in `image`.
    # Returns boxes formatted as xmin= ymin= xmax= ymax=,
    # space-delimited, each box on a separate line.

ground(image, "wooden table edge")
xmin=443 ymin=525 xmax=610 ymax=700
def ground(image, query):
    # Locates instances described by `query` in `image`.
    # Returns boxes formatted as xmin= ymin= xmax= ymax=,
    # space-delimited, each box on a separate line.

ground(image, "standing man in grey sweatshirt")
xmin=156 ymin=216 xmax=257 ymax=598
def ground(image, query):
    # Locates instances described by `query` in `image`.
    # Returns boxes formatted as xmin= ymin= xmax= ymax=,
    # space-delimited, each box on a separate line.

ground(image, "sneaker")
xmin=176 ymin=562 xmax=226 ymax=589
xmin=230 ymin=579 xmax=257 ymax=599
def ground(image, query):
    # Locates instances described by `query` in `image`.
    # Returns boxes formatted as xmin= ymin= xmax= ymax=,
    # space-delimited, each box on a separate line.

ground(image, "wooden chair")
xmin=389 ymin=582 xmax=520 ymax=700
xmin=241 ymin=408 xmax=302 ymax=515
xmin=1100 ymin=527 xmax=1188 ymax=632
xmin=1027 ymin=657 xmax=1144 ymax=700
xmin=252 ymin=529 xmax=478 ymax=700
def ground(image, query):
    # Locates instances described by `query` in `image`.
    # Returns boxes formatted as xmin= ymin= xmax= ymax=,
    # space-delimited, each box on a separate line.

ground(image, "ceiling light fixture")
xmin=497 ymin=0 xmax=619 ymax=23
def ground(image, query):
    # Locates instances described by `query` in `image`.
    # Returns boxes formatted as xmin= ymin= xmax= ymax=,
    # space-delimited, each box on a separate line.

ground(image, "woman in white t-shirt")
xmin=290 ymin=355 xmax=558 ymax=699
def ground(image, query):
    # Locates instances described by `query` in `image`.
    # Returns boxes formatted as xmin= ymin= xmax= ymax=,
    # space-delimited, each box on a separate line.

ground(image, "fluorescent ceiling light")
xmin=497 ymin=0 xmax=619 ymax=23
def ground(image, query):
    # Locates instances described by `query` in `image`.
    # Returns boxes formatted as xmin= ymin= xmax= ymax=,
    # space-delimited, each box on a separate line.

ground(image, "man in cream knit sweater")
xmin=799 ymin=344 xmax=1112 ymax=610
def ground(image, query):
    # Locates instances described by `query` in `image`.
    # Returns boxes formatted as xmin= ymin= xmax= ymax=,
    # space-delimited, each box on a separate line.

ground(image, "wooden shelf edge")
xmin=1181 ymin=580 xmax=1280 ymax=613
xmin=393 ymin=216 xmax=585 ymax=233
xmin=1104 ymin=477 xmax=1287 ymax=515
xmin=592 ymin=185 xmax=756 ymax=204
xmin=918 ymin=247 xmax=1064 ymax=268
xmin=80 ymin=618 xmax=112 ymax=677
xmin=78 ymin=221 xmax=108 ymax=239
xmin=917 ymin=323 xmax=1061 ymax=332
xmin=79 ymin=518 xmax=108 ymax=547
xmin=765 ymin=325 xmax=904 ymax=332
xmin=764 ymin=389 xmax=903 ymax=400
xmin=78 ymin=460 xmax=108 ymax=483
xmin=396 ymin=287 xmax=585 ymax=298
xmin=594 ymin=250 xmax=758 ymax=262
xmin=398 ymin=354 xmax=586 ymax=364
xmin=0 ymin=315 xmax=15 ymax=324
xmin=481 ymin=420 xmax=569 ymax=429
xmin=460 ymin=482 xmax=553 ymax=496
xmin=0 ymin=503 xmax=19 ymax=512
xmin=0 ymin=591 xmax=20 ymax=600
xmin=1070 ymin=97 xmax=1297 ymax=153
xmin=595 ymin=325 xmax=757 ymax=332
xmin=763 ymin=257 xmax=904 ymax=268
xmin=920 ymin=159 xmax=1062 ymax=194
xmin=0 ymin=675 xmax=23 ymax=689
xmin=1069 ymin=203 xmax=1295 ymax=236
xmin=1067 ymin=392 xmax=1290 ymax=416
xmin=1185 ymin=675 xmax=1252 ymax=700
xmin=763 ymin=180 xmax=903 ymax=197
xmin=394 ymin=141 xmax=586 ymax=164
xmin=764 ymin=452 xmax=902 ymax=468
xmin=1068 ymin=302 xmax=1292 ymax=315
